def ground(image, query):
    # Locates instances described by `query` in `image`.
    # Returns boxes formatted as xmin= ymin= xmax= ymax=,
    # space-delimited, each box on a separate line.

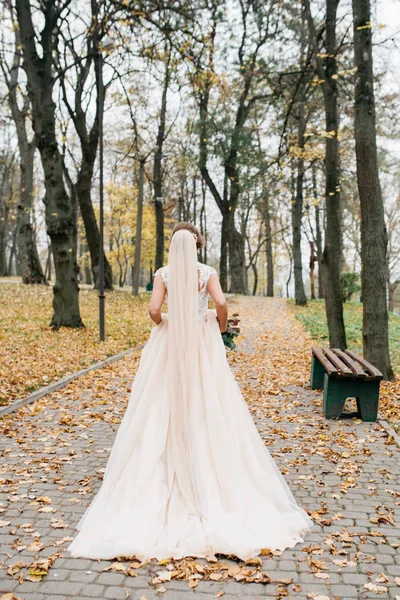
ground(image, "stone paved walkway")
xmin=1 ymin=297 xmax=400 ymax=600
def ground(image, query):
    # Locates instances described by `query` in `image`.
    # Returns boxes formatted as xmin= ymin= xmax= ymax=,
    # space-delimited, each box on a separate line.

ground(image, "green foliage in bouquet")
xmin=222 ymin=314 xmax=240 ymax=350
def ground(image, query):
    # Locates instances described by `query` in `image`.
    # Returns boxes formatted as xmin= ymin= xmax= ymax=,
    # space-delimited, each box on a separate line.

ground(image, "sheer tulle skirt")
xmin=68 ymin=310 xmax=313 ymax=561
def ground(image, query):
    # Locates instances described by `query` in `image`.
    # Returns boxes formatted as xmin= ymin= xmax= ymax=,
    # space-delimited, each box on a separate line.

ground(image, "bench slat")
xmin=311 ymin=346 xmax=338 ymax=377
xmin=323 ymin=348 xmax=354 ymax=377
xmin=345 ymin=350 xmax=383 ymax=381
xmin=332 ymin=348 xmax=368 ymax=379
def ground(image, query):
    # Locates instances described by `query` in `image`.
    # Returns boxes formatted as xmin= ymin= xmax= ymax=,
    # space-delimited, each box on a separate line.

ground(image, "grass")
xmin=0 ymin=282 xmax=152 ymax=405
xmin=288 ymin=298 xmax=400 ymax=371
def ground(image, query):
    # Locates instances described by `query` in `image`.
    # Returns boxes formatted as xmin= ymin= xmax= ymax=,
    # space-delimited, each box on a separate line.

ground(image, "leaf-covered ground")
xmin=0 ymin=283 xmax=152 ymax=406
xmin=288 ymin=299 xmax=400 ymax=426
xmin=1 ymin=296 xmax=400 ymax=600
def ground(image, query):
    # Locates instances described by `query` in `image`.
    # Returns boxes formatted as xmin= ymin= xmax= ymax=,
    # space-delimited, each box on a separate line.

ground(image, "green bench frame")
xmin=310 ymin=347 xmax=383 ymax=422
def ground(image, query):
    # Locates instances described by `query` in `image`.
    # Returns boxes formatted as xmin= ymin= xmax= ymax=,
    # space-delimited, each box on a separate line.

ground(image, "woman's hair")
xmin=166 ymin=228 xmax=201 ymax=516
xmin=172 ymin=222 xmax=205 ymax=250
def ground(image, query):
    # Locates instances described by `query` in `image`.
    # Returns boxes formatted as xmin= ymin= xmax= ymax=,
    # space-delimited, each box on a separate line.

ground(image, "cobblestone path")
xmin=1 ymin=297 xmax=400 ymax=600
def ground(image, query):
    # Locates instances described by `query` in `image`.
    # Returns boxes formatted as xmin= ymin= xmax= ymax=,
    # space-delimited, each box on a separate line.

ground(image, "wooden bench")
xmin=310 ymin=347 xmax=383 ymax=421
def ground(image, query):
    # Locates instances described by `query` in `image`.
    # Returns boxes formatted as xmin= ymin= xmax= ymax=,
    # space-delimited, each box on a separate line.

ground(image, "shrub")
xmin=340 ymin=272 xmax=361 ymax=302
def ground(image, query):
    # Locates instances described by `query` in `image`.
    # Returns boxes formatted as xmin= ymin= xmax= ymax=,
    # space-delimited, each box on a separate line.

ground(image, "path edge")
xmin=378 ymin=417 xmax=400 ymax=449
xmin=0 ymin=343 xmax=145 ymax=418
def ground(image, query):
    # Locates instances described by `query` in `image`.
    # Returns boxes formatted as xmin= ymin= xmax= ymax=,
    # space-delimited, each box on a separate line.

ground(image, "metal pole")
xmin=98 ymin=51 xmax=105 ymax=341
xmin=132 ymin=157 xmax=144 ymax=295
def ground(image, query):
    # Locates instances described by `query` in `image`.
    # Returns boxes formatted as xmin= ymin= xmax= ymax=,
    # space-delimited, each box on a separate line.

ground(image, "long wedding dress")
xmin=68 ymin=230 xmax=312 ymax=561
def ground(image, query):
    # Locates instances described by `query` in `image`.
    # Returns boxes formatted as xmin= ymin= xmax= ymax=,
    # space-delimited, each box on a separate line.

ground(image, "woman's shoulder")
xmin=197 ymin=262 xmax=217 ymax=275
xmin=197 ymin=262 xmax=217 ymax=288
xmin=154 ymin=266 xmax=168 ymax=286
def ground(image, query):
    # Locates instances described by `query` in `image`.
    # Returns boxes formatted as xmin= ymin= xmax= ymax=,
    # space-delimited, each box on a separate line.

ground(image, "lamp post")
xmin=98 ymin=38 xmax=114 ymax=342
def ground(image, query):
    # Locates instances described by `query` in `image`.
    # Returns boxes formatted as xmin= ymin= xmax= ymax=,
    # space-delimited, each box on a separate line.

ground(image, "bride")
xmin=68 ymin=222 xmax=312 ymax=561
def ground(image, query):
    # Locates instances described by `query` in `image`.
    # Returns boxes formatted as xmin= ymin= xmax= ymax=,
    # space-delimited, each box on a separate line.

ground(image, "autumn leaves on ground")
xmin=1 ymin=283 xmax=399 ymax=426
xmin=0 ymin=284 xmax=151 ymax=406
xmin=1 ymin=291 xmax=400 ymax=599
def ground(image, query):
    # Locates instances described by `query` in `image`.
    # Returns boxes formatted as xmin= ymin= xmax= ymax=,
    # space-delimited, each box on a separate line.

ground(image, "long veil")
xmin=167 ymin=230 xmax=201 ymax=517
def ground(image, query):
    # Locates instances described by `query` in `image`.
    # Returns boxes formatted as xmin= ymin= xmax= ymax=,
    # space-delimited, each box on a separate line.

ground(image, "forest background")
xmin=1 ymin=0 xmax=400 ymax=397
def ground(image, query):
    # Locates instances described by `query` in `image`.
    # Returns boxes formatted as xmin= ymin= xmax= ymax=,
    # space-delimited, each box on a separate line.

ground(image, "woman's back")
xmin=154 ymin=261 xmax=216 ymax=320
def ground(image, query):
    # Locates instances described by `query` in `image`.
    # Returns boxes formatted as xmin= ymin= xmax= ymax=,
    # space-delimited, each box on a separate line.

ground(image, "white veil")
xmin=167 ymin=229 xmax=201 ymax=516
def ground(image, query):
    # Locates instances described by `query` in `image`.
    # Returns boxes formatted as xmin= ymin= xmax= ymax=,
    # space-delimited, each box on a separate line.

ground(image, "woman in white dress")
xmin=68 ymin=222 xmax=312 ymax=561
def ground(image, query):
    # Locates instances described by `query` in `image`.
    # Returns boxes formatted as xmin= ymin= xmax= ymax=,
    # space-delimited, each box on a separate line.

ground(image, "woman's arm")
xmin=148 ymin=275 xmax=166 ymax=325
xmin=207 ymin=273 xmax=228 ymax=332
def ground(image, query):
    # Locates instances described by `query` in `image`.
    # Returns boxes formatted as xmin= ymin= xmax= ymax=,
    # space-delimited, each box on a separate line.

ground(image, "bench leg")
xmin=356 ymin=381 xmax=380 ymax=422
xmin=310 ymin=354 xmax=326 ymax=389
xmin=323 ymin=374 xmax=346 ymax=419
xmin=323 ymin=375 xmax=380 ymax=421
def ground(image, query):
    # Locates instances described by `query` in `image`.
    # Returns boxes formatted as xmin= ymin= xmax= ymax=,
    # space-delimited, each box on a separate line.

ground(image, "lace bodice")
xmin=154 ymin=261 xmax=217 ymax=320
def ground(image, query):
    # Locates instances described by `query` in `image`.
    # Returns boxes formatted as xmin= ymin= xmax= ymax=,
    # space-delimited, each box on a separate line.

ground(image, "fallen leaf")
xmin=155 ymin=586 xmax=167 ymax=594
xmin=0 ymin=520 xmax=10 ymax=528
xmin=38 ymin=496 xmax=52 ymax=504
xmin=364 ymin=582 xmax=388 ymax=594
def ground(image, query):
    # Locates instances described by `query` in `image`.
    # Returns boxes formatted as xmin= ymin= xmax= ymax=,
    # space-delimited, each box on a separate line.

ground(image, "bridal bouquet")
xmin=222 ymin=313 xmax=240 ymax=350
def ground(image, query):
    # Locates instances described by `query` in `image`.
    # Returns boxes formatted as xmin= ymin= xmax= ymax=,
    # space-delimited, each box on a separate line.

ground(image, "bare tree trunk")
xmin=79 ymin=235 xmax=92 ymax=285
xmin=304 ymin=0 xmax=346 ymax=348
xmin=312 ymin=164 xmax=324 ymax=298
xmin=284 ymin=238 xmax=293 ymax=298
xmin=8 ymin=228 xmax=17 ymax=275
xmin=0 ymin=154 xmax=11 ymax=277
xmin=16 ymin=0 xmax=83 ymax=328
xmin=199 ymin=178 xmax=207 ymax=264
xmin=352 ymin=0 xmax=393 ymax=379
xmin=1 ymin=21 xmax=46 ymax=284
xmin=264 ymin=195 xmax=274 ymax=297
xmin=292 ymin=10 xmax=308 ymax=306
xmin=320 ymin=0 xmax=346 ymax=348
xmin=292 ymin=122 xmax=307 ymax=305
xmin=310 ymin=241 xmax=316 ymax=300
xmin=197 ymin=11 xmax=248 ymax=295
xmin=251 ymin=262 xmax=258 ymax=296
xmin=178 ymin=194 xmax=184 ymax=222
xmin=0 ymin=198 xmax=8 ymax=276
xmin=0 ymin=224 xmax=7 ymax=276
xmin=132 ymin=158 xmax=144 ymax=295
xmin=227 ymin=210 xmax=246 ymax=294
xmin=76 ymin=148 xmax=113 ymax=290
xmin=56 ymin=1 xmax=112 ymax=290
xmin=153 ymin=47 xmax=171 ymax=271
xmin=388 ymin=281 xmax=399 ymax=314
xmin=16 ymin=142 xmax=46 ymax=283
xmin=45 ymin=242 xmax=52 ymax=281
xmin=315 ymin=203 xmax=324 ymax=299
xmin=220 ymin=212 xmax=229 ymax=290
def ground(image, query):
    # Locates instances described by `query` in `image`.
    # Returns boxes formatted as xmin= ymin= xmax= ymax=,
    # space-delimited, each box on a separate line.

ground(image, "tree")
xmin=290 ymin=6 xmax=309 ymax=306
xmin=0 ymin=145 xmax=18 ymax=276
xmin=195 ymin=0 xmax=280 ymax=293
xmin=311 ymin=163 xmax=324 ymax=298
xmin=352 ymin=0 xmax=393 ymax=379
xmin=16 ymin=0 xmax=83 ymax=328
xmin=0 ymin=4 xmax=46 ymax=284
xmin=153 ymin=44 xmax=172 ymax=271
xmin=385 ymin=194 xmax=400 ymax=313
xmin=56 ymin=0 xmax=113 ymax=290
xmin=263 ymin=193 xmax=274 ymax=297
xmin=304 ymin=0 xmax=346 ymax=348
